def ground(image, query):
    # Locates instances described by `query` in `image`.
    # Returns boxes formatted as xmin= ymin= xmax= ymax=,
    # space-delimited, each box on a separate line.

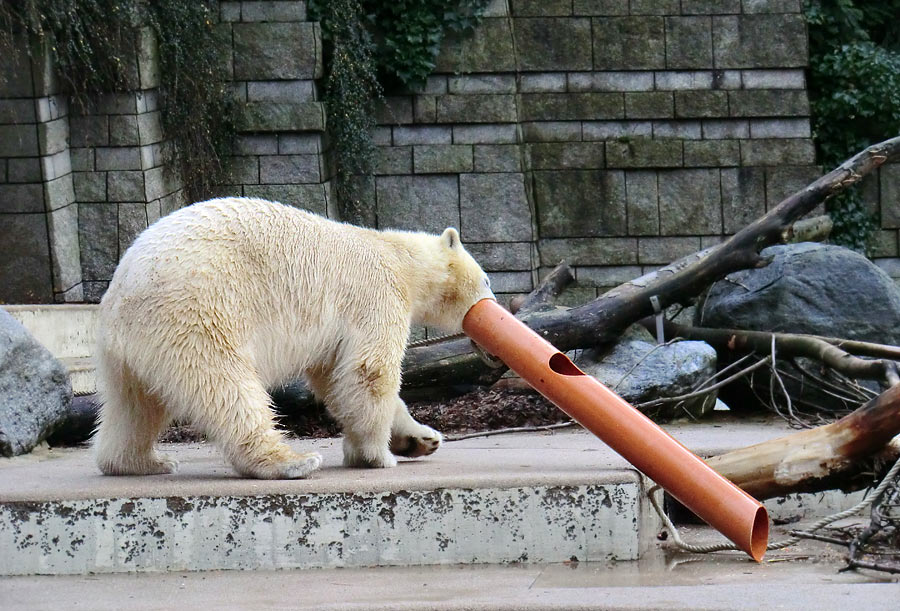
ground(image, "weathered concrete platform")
xmin=0 ymin=419 xmax=854 ymax=576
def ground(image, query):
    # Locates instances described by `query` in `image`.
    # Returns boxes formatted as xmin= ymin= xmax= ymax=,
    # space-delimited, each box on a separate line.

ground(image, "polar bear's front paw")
xmin=275 ymin=452 xmax=323 ymax=479
xmin=390 ymin=427 xmax=442 ymax=458
xmin=343 ymin=438 xmax=398 ymax=469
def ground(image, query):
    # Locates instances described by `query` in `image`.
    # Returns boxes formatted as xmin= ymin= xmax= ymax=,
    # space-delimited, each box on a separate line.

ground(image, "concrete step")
xmin=3 ymin=305 xmax=99 ymax=395
xmin=0 ymin=420 xmax=864 ymax=576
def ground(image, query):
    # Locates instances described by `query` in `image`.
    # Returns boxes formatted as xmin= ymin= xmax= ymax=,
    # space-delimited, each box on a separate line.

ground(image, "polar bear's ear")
xmin=441 ymin=227 xmax=460 ymax=249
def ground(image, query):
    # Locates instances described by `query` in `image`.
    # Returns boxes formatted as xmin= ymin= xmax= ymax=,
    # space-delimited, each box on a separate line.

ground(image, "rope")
xmin=648 ymin=455 xmax=900 ymax=555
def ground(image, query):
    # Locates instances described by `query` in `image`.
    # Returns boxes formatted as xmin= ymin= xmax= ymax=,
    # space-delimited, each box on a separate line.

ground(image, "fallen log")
xmin=401 ymin=136 xmax=900 ymax=393
xmin=706 ymin=384 xmax=900 ymax=500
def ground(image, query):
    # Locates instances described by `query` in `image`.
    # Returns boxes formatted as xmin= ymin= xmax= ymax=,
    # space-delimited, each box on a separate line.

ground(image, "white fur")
xmin=93 ymin=197 xmax=493 ymax=479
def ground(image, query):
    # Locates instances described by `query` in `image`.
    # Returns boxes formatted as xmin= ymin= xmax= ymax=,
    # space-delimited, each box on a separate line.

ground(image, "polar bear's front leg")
xmin=389 ymin=398 xmax=442 ymax=458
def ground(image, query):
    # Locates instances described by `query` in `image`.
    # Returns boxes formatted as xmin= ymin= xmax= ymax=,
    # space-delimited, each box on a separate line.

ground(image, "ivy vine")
xmin=309 ymin=0 xmax=491 ymax=225
xmin=0 ymin=0 xmax=235 ymax=202
xmin=805 ymin=0 xmax=900 ymax=253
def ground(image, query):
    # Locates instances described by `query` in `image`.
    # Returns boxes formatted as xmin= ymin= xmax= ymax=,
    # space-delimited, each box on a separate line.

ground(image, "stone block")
xmin=373 ymin=146 xmax=412 ymax=175
xmin=69 ymin=149 xmax=93 ymax=172
xmin=520 ymin=73 xmax=568 ymax=93
xmin=259 ymin=155 xmax=321 ymax=184
xmin=625 ymin=170 xmax=659 ymax=235
xmin=582 ymin=121 xmax=652 ymax=140
xmin=514 ymin=18 xmax=592 ymax=71
xmin=79 ymin=203 xmax=119 ymax=281
xmin=684 ymin=140 xmax=741 ymax=166
xmin=742 ymin=0 xmax=802 ymax=13
xmin=393 ymin=126 xmax=452 ymax=146
xmin=220 ymin=1 xmax=241 ymax=21
xmin=658 ymin=168 xmax=722 ymax=235
xmin=638 ymin=236 xmax=703 ymax=264
xmin=436 ymin=94 xmax=517 ymax=123
xmin=0 ymin=125 xmax=39 ymax=157
xmin=143 ymin=166 xmax=178 ymax=202
xmin=139 ymin=143 xmax=164 ymax=171
xmin=474 ymin=145 xmax=523 ymax=172
xmin=118 ymin=203 xmax=148 ymax=254
xmin=40 ymin=150 xmax=71 ymax=182
xmin=575 ymin=266 xmax=643 ymax=290
xmin=749 ymin=118 xmax=810 ymax=139
xmin=413 ymin=95 xmax=437 ymax=123
xmin=7 ymin=158 xmax=42 ymax=183
xmin=137 ymin=27 xmax=160 ymax=89
xmin=742 ymin=69 xmax=805 ymax=89
xmin=453 ymin=124 xmax=518 ymax=144
xmin=630 ymin=0 xmax=680 ymax=13
xmin=374 ymin=96 xmax=413 ymax=125
xmin=675 ymin=90 xmax=728 ymax=118
xmin=448 ymin=75 xmax=517 ymax=94
xmin=413 ymin=145 xmax=474 ymax=174
xmin=538 ymin=237 xmax=637 ymax=265
xmin=652 ymin=121 xmax=701 ymax=139
xmin=233 ymin=23 xmax=319 ymax=79
xmin=95 ymin=147 xmax=142 ymax=171
xmin=376 ymin=175 xmax=459 ymax=233
xmin=654 ymin=70 xmax=713 ymax=90
xmin=36 ymin=118 xmax=68 ymax=156
xmin=527 ymin=142 xmax=605 ymax=169
xmin=247 ymin=80 xmax=315 ymax=103
xmin=624 ymin=92 xmax=673 ymax=119
xmin=243 ymin=184 xmax=327 ymax=214
xmin=519 ymin=93 xmax=623 ymax=121
xmin=881 ymin=164 xmax=900 ymax=229
xmin=0 ymin=99 xmax=36 ymax=124
xmin=0 ymin=214 xmax=53 ymax=302
xmin=606 ymin=139 xmax=682 ymax=168
xmin=108 ymin=115 xmax=140 ymax=146
xmin=235 ymin=135 xmax=279 ymax=155
xmin=136 ymin=90 xmax=160 ymax=114
xmin=464 ymin=242 xmax=534 ymax=271
xmin=593 ymin=17 xmax=665 ymax=70
xmin=82 ymin=281 xmax=109 ymax=303
xmin=682 ymin=0 xmax=742 ymax=14
xmin=702 ymin=119 xmax=749 ymax=139
xmin=534 ymin=170 xmax=626 ymax=237
xmin=226 ymin=156 xmax=260 ymax=184
xmin=436 ymin=18 xmax=516 ymax=73
xmin=487 ymin=271 xmax=533 ymax=293
xmin=238 ymin=102 xmax=325 ymax=132
xmin=728 ymin=90 xmax=809 ymax=117
xmin=74 ymin=172 xmax=107 ymax=202
xmin=68 ymin=116 xmax=108 ymax=149
xmin=0 ymin=184 xmax=44 ymax=213
xmin=107 ymin=171 xmax=145 ymax=202
xmin=569 ymin=71 xmax=654 ymax=92
xmin=520 ymin=122 xmax=582 ymax=143
xmin=279 ymin=134 xmax=322 ymax=154
xmin=43 ymin=175 xmax=75 ymax=211
xmin=765 ymin=166 xmax=821 ymax=210
xmin=137 ymin=112 xmax=164 ymax=145
xmin=572 ymin=1 xmax=628 ymax=15
xmin=721 ymin=167 xmax=765 ymax=233
xmin=665 ymin=16 xmax=713 ymax=69
xmin=739 ymin=139 xmax=815 ymax=165
xmin=713 ymin=15 xmax=808 ymax=68
xmin=870 ymin=231 xmax=898 ymax=258
xmin=512 ymin=0 xmax=571 ymax=16
xmin=460 ymin=173 xmax=531 ymax=241
xmin=241 ymin=1 xmax=307 ymax=21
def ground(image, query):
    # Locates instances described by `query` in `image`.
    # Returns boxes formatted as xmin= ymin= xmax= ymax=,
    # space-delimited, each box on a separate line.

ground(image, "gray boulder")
xmin=698 ymin=242 xmax=900 ymax=343
xmin=697 ymin=242 xmax=900 ymax=412
xmin=575 ymin=325 xmax=718 ymax=421
xmin=0 ymin=309 xmax=72 ymax=456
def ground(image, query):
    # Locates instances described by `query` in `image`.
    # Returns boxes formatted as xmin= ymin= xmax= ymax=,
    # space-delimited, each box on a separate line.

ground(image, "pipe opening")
xmin=549 ymin=352 xmax=586 ymax=376
xmin=749 ymin=506 xmax=769 ymax=562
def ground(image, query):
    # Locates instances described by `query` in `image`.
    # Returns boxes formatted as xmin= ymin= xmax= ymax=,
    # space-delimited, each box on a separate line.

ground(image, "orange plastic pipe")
xmin=462 ymin=298 xmax=769 ymax=562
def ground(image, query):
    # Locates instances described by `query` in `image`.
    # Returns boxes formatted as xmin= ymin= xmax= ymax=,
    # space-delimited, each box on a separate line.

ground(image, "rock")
xmin=697 ymin=242 xmax=900 ymax=412
xmin=0 ymin=309 xmax=72 ymax=456
xmin=698 ymin=242 xmax=900 ymax=343
xmin=575 ymin=325 xmax=718 ymax=421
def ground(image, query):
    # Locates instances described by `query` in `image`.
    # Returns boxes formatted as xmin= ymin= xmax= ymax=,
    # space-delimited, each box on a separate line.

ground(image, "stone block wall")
xmin=2 ymin=0 xmax=900 ymax=305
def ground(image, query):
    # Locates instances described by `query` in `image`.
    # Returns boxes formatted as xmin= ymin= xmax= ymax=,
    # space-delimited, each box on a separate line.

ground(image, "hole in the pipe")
xmin=549 ymin=352 xmax=586 ymax=376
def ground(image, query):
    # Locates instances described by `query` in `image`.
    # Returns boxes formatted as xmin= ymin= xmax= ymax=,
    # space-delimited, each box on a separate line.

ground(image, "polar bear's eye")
xmin=483 ymin=276 xmax=491 ymax=289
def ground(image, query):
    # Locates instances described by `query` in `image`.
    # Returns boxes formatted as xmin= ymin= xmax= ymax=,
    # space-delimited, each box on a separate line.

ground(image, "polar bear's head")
xmin=419 ymin=227 xmax=495 ymax=333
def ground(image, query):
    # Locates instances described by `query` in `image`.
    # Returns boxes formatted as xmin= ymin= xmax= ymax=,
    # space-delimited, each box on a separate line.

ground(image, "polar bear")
xmin=93 ymin=197 xmax=494 ymax=479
